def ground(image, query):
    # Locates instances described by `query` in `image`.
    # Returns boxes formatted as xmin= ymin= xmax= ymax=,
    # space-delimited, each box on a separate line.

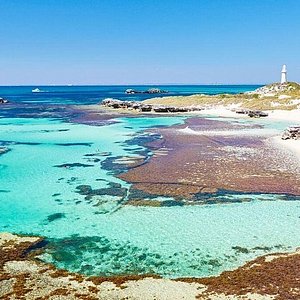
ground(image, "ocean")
xmin=1 ymin=85 xmax=299 ymax=279
xmin=0 ymin=85 xmax=261 ymax=105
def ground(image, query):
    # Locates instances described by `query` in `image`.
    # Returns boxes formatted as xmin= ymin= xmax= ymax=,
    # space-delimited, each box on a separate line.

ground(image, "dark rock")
xmin=100 ymin=98 xmax=204 ymax=114
xmin=0 ymin=147 xmax=10 ymax=156
xmin=140 ymin=105 xmax=152 ymax=112
xmin=76 ymin=184 xmax=127 ymax=200
xmin=232 ymin=246 xmax=250 ymax=254
xmin=235 ymin=109 xmax=249 ymax=114
xmin=282 ymin=125 xmax=300 ymax=140
xmin=248 ymin=110 xmax=268 ymax=118
xmin=76 ymin=185 xmax=93 ymax=195
xmin=235 ymin=109 xmax=268 ymax=118
xmin=55 ymin=142 xmax=93 ymax=147
xmin=125 ymin=89 xmax=141 ymax=94
xmin=153 ymin=106 xmax=169 ymax=113
xmin=46 ymin=213 xmax=66 ymax=223
xmin=54 ymin=163 xmax=94 ymax=168
xmin=176 ymin=107 xmax=189 ymax=113
xmin=144 ymin=88 xmax=168 ymax=94
xmin=132 ymin=103 xmax=141 ymax=109
xmin=0 ymin=98 xmax=9 ymax=104
xmin=125 ymin=88 xmax=168 ymax=94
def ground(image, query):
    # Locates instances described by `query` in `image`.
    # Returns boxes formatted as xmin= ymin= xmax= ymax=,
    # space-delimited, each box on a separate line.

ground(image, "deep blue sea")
xmin=0 ymin=85 xmax=261 ymax=105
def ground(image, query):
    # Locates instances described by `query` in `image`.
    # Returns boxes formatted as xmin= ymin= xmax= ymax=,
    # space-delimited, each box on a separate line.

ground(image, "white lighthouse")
xmin=281 ymin=64 xmax=287 ymax=84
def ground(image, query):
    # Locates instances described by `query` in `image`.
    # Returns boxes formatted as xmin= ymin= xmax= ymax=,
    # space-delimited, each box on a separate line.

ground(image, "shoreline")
xmin=271 ymin=136 xmax=300 ymax=161
xmin=1 ymin=232 xmax=299 ymax=299
xmin=79 ymin=102 xmax=300 ymax=121
xmin=78 ymin=104 xmax=300 ymax=170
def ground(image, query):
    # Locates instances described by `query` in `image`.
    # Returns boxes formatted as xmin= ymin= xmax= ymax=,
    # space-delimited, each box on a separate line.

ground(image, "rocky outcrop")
xmin=247 ymin=82 xmax=300 ymax=97
xmin=282 ymin=125 xmax=300 ymax=140
xmin=101 ymin=98 xmax=203 ymax=113
xmin=235 ymin=109 xmax=268 ymax=118
xmin=0 ymin=98 xmax=8 ymax=104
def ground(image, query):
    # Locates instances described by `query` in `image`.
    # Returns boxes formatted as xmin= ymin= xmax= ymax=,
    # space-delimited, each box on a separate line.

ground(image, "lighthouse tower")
xmin=281 ymin=64 xmax=287 ymax=84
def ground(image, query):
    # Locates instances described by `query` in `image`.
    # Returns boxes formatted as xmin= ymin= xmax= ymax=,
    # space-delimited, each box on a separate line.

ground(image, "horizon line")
xmin=0 ymin=83 xmax=267 ymax=87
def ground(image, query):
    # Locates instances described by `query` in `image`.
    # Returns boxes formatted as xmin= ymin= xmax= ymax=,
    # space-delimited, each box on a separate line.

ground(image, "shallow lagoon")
xmin=0 ymin=115 xmax=300 ymax=278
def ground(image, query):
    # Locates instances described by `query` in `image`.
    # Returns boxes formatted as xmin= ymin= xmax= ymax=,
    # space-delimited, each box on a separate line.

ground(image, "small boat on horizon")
xmin=32 ymin=88 xmax=41 ymax=93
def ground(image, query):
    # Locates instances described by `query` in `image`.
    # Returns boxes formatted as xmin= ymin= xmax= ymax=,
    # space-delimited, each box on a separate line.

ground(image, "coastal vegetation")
xmin=143 ymin=82 xmax=300 ymax=110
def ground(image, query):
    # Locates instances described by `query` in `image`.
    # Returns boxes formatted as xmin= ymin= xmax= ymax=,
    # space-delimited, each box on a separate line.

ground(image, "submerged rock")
xmin=75 ymin=184 xmax=127 ymax=200
xmin=46 ymin=213 xmax=66 ymax=223
xmin=0 ymin=147 xmax=10 ymax=156
xmin=53 ymin=162 xmax=94 ymax=168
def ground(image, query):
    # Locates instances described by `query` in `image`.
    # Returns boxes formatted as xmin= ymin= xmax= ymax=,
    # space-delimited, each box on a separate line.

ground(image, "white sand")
xmin=271 ymin=136 xmax=300 ymax=162
xmin=99 ymin=278 xmax=206 ymax=300
xmin=266 ymin=109 xmax=300 ymax=122
xmin=188 ymin=106 xmax=245 ymax=119
xmin=188 ymin=107 xmax=300 ymax=123
xmin=179 ymin=126 xmax=277 ymax=137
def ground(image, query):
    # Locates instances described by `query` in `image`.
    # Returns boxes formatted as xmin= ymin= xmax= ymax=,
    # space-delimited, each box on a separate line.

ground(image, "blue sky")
xmin=0 ymin=0 xmax=299 ymax=85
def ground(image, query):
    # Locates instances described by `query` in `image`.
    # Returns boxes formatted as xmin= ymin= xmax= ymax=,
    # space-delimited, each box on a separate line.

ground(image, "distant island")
xmin=125 ymin=88 xmax=168 ymax=94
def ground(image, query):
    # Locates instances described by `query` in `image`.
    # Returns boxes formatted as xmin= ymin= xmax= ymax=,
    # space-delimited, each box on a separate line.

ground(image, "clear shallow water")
xmin=0 ymin=85 xmax=299 ymax=279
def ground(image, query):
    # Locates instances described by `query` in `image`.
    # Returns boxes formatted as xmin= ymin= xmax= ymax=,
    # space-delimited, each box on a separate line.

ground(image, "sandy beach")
xmin=271 ymin=136 xmax=300 ymax=161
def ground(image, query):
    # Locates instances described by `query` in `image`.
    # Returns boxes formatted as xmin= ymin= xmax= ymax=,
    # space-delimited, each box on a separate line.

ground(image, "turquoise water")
xmin=0 ymin=85 xmax=261 ymax=105
xmin=1 ymin=113 xmax=300 ymax=278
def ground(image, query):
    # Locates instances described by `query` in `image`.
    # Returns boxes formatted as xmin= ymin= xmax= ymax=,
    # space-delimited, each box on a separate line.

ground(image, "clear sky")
xmin=1 ymin=0 xmax=300 ymax=85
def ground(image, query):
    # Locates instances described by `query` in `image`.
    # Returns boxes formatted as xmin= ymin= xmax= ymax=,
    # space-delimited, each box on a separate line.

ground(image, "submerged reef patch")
xmin=55 ymin=142 xmax=93 ymax=147
xmin=125 ymin=186 xmax=300 ymax=207
xmin=53 ymin=163 xmax=94 ymax=168
xmin=41 ymin=235 xmax=233 ymax=277
xmin=0 ymin=140 xmax=41 ymax=146
xmin=119 ymin=117 xmax=300 ymax=200
xmin=75 ymin=183 xmax=128 ymax=201
xmin=46 ymin=213 xmax=66 ymax=223
xmin=101 ymin=155 xmax=148 ymax=175
xmin=84 ymin=151 xmax=111 ymax=157
xmin=0 ymin=146 xmax=10 ymax=156
xmin=40 ymin=129 xmax=70 ymax=133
